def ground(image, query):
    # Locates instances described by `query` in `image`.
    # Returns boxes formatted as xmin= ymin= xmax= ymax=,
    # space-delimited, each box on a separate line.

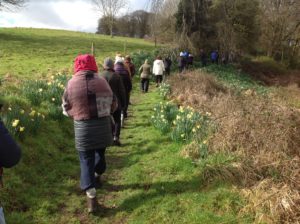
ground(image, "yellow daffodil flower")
xmin=12 ymin=119 xmax=20 ymax=127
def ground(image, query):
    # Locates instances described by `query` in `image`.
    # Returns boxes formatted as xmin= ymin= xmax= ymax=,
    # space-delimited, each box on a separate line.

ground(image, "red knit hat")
xmin=74 ymin=54 xmax=98 ymax=74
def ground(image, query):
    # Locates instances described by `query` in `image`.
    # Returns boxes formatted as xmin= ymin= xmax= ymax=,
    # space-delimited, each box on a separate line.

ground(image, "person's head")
xmin=144 ymin=59 xmax=148 ymax=64
xmin=125 ymin=55 xmax=131 ymax=62
xmin=115 ymin=56 xmax=124 ymax=64
xmin=103 ymin=58 xmax=114 ymax=70
xmin=156 ymin=56 xmax=162 ymax=60
xmin=74 ymin=54 xmax=98 ymax=74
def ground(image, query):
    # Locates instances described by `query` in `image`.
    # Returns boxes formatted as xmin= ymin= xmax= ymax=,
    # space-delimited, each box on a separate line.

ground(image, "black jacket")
xmin=100 ymin=70 xmax=126 ymax=110
xmin=0 ymin=120 xmax=21 ymax=168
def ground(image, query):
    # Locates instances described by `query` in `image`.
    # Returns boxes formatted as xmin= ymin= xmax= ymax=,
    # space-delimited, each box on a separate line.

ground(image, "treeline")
xmin=173 ymin=0 xmax=300 ymax=66
xmin=96 ymin=0 xmax=299 ymax=67
xmin=96 ymin=10 xmax=151 ymax=38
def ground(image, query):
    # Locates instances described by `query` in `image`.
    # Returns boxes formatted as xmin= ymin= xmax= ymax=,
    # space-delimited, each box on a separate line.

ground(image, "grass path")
xmin=5 ymin=81 xmax=250 ymax=224
xmin=73 ymin=82 xmax=250 ymax=224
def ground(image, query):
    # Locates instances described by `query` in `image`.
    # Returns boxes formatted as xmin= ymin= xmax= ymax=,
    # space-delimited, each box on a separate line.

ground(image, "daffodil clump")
xmin=170 ymin=106 xmax=211 ymax=144
xmin=151 ymin=102 xmax=178 ymax=133
xmin=158 ymin=83 xmax=171 ymax=99
xmin=151 ymin=102 xmax=212 ymax=145
xmin=2 ymin=106 xmax=45 ymax=138
xmin=22 ymin=73 xmax=69 ymax=120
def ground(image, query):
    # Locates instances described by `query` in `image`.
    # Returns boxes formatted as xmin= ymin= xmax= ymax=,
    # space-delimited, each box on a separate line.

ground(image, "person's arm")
xmin=61 ymin=83 xmax=72 ymax=117
xmin=0 ymin=121 xmax=21 ymax=168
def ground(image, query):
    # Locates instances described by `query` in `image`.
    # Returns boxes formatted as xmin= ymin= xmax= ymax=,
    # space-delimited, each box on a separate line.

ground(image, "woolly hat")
xmin=74 ymin=54 xmax=98 ymax=74
xmin=103 ymin=58 xmax=114 ymax=70
xmin=115 ymin=56 xmax=124 ymax=64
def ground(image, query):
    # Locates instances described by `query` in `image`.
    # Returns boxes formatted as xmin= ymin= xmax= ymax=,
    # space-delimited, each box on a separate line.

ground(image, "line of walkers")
xmin=139 ymin=56 xmax=172 ymax=92
xmin=177 ymin=49 xmax=231 ymax=73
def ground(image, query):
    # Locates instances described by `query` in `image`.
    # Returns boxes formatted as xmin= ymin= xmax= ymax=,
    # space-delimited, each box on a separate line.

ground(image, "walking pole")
xmin=91 ymin=42 xmax=95 ymax=56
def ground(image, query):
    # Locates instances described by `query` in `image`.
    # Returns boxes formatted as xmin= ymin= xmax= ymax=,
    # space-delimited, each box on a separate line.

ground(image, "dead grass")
xmin=168 ymin=70 xmax=300 ymax=223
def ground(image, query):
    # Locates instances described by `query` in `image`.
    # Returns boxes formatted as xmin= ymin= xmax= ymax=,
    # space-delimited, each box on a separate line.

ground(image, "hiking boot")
xmin=87 ymin=197 xmax=98 ymax=213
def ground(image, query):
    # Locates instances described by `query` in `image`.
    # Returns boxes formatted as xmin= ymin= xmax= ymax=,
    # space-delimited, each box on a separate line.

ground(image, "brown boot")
xmin=87 ymin=197 xmax=98 ymax=213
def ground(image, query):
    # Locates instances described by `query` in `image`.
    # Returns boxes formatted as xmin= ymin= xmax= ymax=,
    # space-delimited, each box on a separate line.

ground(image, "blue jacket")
xmin=0 ymin=121 xmax=21 ymax=168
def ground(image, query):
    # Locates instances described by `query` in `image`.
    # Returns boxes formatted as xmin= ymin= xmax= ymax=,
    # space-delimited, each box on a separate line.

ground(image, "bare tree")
xmin=0 ymin=0 xmax=26 ymax=10
xmin=92 ymin=0 xmax=127 ymax=37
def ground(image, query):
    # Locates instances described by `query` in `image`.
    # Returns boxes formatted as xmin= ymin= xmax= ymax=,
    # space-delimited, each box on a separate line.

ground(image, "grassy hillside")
xmin=0 ymin=28 xmax=154 ymax=80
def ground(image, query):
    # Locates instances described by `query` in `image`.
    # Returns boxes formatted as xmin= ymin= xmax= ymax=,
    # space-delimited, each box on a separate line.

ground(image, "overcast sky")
xmin=0 ymin=0 xmax=149 ymax=33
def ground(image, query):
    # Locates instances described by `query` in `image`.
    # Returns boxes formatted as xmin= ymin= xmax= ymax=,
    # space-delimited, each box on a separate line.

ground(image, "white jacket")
xmin=153 ymin=59 xmax=165 ymax=76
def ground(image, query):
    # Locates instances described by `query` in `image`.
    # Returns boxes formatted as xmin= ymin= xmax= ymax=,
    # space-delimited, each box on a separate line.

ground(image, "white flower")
xmin=38 ymin=88 xmax=43 ymax=92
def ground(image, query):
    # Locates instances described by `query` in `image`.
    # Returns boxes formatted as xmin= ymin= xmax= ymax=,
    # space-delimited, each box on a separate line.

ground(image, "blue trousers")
xmin=78 ymin=148 xmax=106 ymax=191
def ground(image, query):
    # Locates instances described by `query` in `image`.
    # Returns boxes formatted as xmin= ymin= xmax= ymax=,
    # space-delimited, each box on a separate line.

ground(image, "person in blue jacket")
xmin=0 ymin=106 xmax=22 ymax=224
xmin=211 ymin=50 xmax=219 ymax=64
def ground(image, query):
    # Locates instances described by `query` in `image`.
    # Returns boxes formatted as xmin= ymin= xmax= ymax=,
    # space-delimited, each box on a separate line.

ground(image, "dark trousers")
xmin=155 ymin=75 xmax=163 ymax=85
xmin=140 ymin=78 xmax=149 ymax=92
xmin=179 ymin=66 xmax=184 ymax=73
xmin=113 ymin=109 xmax=121 ymax=138
xmin=123 ymin=91 xmax=130 ymax=118
xmin=165 ymin=68 xmax=170 ymax=76
xmin=78 ymin=148 xmax=106 ymax=191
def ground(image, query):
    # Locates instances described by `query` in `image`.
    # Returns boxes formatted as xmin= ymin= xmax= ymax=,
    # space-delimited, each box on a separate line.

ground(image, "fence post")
xmin=91 ymin=42 xmax=95 ymax=56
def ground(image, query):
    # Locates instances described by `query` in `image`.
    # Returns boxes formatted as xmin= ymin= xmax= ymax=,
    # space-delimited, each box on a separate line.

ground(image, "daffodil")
xmin=173 ymin=121 xmax=176 ymax=125
xmin=192 ymin=128 xmax=196 ymax=133
xmin=19 ymin=127 xmax=25 ymax=132
xmin=29 ymin=110 xmax=36 ymax=117
xmin=47 ymin=82 xmax=52 ymax=86
xmin=8 ymin=107 xmax=12 ymax=111
xmin=206 ymin=112 xmax=212 ymax=116
xmin=20 ymin=109 xmax=25 ymax=114
xmin=176 ymin=115 xmax=181 ymax=120
xmin=203 ymin=140 xmax=208 ymax=145
xmin=52 ymin=98 xmax=56 ymax=102
xmin=38 ymin=88 xmax=43 ymax=92
xmin=181 ymin=134 xmax=185 ymax=138
xmin=51 ymin=76 xmax=55 ymax=80
xmin=197 ymin=125 xmax=201 ymax=129
xmin=154 ymin=108 xmax=157 ymax=111
xmin=151 ymin=115 xmax=155 ymax=119
xmin=12 ymin=119 xmax=20 ymax=127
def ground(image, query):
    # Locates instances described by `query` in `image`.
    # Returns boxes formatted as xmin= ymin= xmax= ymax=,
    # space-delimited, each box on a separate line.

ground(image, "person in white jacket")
xmin=153 ymin=56 xmax=165 ymax=87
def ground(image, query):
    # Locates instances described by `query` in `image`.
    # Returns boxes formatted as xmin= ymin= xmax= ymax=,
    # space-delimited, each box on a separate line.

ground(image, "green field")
xmin=0 ymin=28 xmax=255 ymax=223
xmin=0 ymin=28 xmax=154 ymax=80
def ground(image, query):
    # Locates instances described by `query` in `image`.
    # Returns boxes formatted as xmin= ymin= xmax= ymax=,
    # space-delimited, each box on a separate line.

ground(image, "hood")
xmin=74 ymin=54 xmax=98 ymax=74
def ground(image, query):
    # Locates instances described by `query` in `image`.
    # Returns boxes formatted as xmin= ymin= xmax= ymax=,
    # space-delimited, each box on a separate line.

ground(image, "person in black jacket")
xmin=0 ymin=107 xmax=22 ymax=224
xmin=114 ymin=58 xmax=132 ymax=119
xmin=100 ymin=58 xmax=126 ymax=146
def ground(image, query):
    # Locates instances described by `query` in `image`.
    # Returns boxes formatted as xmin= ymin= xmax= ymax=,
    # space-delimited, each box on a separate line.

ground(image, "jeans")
xmin=155 ymin=75 xmax=163 ymax=85
xmin=112 ymin=109 xmax=121 ymax=138
xmin=78 ymin=148 xmax=106 ymax=191
xmin=140 ymin=78 xmax=149 ymax=92
xmin=0 ymin=207 xmax=5 ymax=224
